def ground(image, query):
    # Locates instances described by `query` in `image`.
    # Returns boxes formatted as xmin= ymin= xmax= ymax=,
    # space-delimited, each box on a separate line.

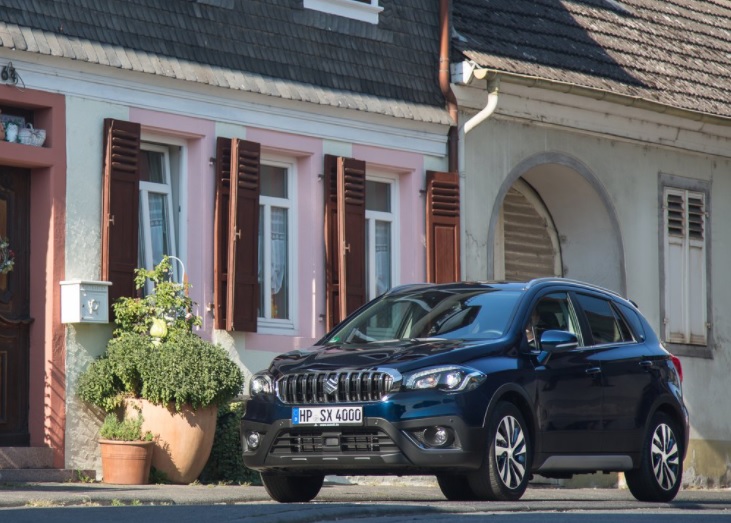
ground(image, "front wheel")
xmin=468 ymin=401 xmax=531 ymax=501
xmin=625 ymin=412 xmax=683 ymax=502
xmin=260 ymin=472 xmax=324 ymax=503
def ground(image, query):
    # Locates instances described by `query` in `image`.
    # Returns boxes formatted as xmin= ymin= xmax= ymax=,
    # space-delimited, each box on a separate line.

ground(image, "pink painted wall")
xmin=129 ymin=108 xmax=216 ymax=333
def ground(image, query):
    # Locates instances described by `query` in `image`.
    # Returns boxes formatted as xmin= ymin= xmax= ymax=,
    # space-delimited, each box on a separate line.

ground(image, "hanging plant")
xmin=0 ymin=237 xmax=15 ymax=275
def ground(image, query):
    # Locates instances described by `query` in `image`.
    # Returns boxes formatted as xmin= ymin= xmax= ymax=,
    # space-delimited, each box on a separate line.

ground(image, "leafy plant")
xmin=77 ymin=256 xmax=244 ymax=413
xmin=200 ymin=402 xmax=260 ymax=485
xmin=99 ymin=413 xmax=154 ymax=442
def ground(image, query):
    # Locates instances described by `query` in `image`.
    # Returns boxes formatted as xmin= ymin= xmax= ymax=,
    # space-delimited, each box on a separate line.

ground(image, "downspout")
xmin=439 ymin=0 xmax=458 ymax=172
xmin=464 ymin=72 xmax=500 ymax=134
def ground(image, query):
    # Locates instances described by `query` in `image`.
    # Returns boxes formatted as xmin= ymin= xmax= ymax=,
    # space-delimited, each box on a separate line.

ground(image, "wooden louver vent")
xmin=688 ymin=196 xmax=704 ymax=240
xmin=343 ymin=164 xmax=365 ymax=204
xmin=666 ymin=193 xmax=684 ymax=237
xmin=429 ymin=180 xmax=459 ymax=217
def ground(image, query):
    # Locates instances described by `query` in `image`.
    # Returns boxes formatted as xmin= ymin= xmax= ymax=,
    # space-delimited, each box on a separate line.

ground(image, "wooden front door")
xmin=0 ymin=167 xmax=31 ymax=446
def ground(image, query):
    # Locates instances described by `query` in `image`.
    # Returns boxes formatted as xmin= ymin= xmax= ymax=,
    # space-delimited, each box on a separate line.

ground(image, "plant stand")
xmin=127 ymin=399 xmax=218 ymax=484
xmin=99 ymin=439 xmax=154 ymax=484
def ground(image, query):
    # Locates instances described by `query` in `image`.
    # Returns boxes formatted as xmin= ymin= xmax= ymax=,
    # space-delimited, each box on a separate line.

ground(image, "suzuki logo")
xmin=324 ymin=376 xmax=339 ymax=395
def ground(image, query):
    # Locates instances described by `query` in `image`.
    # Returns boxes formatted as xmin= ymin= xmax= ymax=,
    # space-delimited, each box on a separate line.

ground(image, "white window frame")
xmin=258 ymin=155 xmax=298 ymax=334
xmin=139 ymin=138 xmax=187 ymax=292
xmin=304 ymin=0 xmax=383 ymax=24
xmin=365 ymin=172 xmax=399 ymax=301
xmin=660 ymin=175 xmax=711 ymax=358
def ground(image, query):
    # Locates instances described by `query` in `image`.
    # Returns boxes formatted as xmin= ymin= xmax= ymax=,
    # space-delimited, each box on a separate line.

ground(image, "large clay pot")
xmin=126 ymin=399 xmax=218 ymax=484
xmin=99 ymin=439 xmax=154 ymax=485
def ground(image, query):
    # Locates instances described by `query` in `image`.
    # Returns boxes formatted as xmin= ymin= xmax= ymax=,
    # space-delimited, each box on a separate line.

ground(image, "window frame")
xmin=138 ymin=141 xmax=182 ymax=291
xmin=257 ymin=154 xmax=298 ymax=334
xmin=303 ymin=0 xmax=383 ymax=24
xmin=658 ymin=174 xmax=712 ymax=359
xmin=365 ymin=173 xmax=399 ymax=301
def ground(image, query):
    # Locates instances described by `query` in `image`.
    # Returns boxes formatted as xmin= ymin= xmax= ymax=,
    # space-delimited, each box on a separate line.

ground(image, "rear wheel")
xmin=437 ymin=473 xmax=479 ymax=501
xmin=626 ymin=412 xmax=683 ymax=502
xmin=469 ymin=401 xmax=531 ymax=501
xmin=260 ymin=472 xmax=324 ymax=503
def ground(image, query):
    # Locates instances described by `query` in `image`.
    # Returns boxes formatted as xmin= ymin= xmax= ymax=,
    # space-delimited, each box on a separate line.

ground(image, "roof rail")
xmin=525 ymin=277 xmax=624 ymax=298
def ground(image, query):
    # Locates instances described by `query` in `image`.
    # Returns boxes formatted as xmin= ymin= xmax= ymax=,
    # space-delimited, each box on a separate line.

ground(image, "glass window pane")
xmin=366 ymin=181 xmax=390 ymax=212
xmin=270 ymin=207 xmax=288 ymax=319
xmin=261 ymin=165 xmax=288 ymax=198
xmin=375 ymin=221 xmax=391 ymax=296
xmin=258 ymin=205 xmax=264 ymax=317
xmin=575 ymin=294 xmax=622 ymax=345
xmin=148 ymin=193 xmax=170 ymax=266
xmin=141 ymin=150 xmax=165 ymax=184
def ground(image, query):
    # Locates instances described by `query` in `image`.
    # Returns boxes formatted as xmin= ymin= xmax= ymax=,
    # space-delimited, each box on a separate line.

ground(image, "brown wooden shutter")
xmin=426 ymin=171 xmax=460 ymax=283
xmin=324 ymin=155 xmax=366 ymax=330
xmin=101 ymin=119 xmax=141 ymax=313
xmin=213 ymin=137 xmax=260 ymax=332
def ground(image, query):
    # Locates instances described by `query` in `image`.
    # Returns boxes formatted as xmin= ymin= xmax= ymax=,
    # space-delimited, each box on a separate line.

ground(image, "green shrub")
xmin=77 ymin=256 xmax=244 ymax=413
xmin=100 ymin=413 xmax=153 ymax=442
xmin=200 ymin=402 xmax=260 ymax=485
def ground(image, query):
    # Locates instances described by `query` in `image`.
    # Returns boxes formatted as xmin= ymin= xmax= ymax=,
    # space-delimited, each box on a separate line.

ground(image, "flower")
xmin=0 ymin=237 xmax=14 ymax=275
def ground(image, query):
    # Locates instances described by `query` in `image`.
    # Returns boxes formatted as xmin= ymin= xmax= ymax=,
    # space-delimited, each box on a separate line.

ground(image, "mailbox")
xmin=60 ymin=280 xmax=112 ymax=324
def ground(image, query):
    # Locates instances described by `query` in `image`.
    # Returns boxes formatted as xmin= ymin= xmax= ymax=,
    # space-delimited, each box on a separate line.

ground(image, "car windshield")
xmin=323 ymin=288 xmax=521 ymax=345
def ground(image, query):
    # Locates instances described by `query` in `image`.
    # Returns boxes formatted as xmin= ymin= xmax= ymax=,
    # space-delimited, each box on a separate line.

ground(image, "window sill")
xmin=257 ymin=319 xmax=296 ymax=335
xmin=663 ymin=342 xmax=713 ymax=359
xmin=304 ymin=0 xmax=383 ymax=24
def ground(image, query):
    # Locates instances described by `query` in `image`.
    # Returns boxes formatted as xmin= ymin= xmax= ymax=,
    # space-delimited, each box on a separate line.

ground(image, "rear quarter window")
xmin=616 ymin=302 xmax=646 ymax=341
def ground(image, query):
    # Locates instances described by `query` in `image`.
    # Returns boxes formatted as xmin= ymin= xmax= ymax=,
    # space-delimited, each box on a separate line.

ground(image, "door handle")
xmin=639 ymin=360 xmax=653 ymax=368
xmin=585 ymin=367 xmax=601 ymax=375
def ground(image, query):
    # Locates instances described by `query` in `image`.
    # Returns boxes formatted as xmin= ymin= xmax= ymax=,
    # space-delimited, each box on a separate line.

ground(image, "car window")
xmin=525 ymin=292 xmax=582 ymax=350
xmin=616 ymin=302 xmax=646 ymax=340
xmin=575 ymin=293 xmax=634 ymax=345
xmin=324 ymin=288 xmax=522 ymax=344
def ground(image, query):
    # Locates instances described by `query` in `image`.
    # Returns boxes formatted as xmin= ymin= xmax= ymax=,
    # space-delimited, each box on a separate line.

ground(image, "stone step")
xmin=0 ymin=447 xmax=54 ymax=469
xmin=0 ymin=468 xmax=97 ymax=483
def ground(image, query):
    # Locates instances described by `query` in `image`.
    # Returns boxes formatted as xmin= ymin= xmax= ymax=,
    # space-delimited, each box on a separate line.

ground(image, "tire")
xmin=260 ymin=472 xmax=324 ymax=503
xmin=625 ymin=412 xmax=683 ymax=502
xmin=437 ymin=474 xmax=479 ymax=501
xmin=468 ymin=401 xmax=531 ymax=501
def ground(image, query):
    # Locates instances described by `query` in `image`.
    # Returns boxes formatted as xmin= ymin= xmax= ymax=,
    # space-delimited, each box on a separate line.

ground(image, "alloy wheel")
xmin=651 ymin=423 xmax=680 ymax=490
xmin=494 ymin=415 xmax=527 ymax=489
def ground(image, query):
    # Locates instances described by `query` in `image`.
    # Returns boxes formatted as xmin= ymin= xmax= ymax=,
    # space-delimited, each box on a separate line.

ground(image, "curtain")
xmin=375 ymin=221 xmax=391 ymax=296
xmin=271 ymin=208 xmax=288 ymax=295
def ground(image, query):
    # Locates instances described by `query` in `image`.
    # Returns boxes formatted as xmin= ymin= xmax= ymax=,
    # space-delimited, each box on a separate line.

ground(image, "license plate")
xmin=292 ymin=406 xmax=363 ymax=426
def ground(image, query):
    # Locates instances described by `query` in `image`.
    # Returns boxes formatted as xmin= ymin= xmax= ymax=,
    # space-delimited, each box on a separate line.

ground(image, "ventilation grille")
xmin=667 ymin=191 xmax=705 ymax=240
xmin=271 ymin=429 xmax=396 ymax=454
xmin=276 ymin=371 xmax=395 ymax=404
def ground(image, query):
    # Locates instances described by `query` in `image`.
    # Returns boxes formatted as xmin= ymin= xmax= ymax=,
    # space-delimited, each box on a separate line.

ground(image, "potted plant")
xmin=78 ymin=256 xmax=244 ymax=484
xmin=98 ymin=412 xmax=155 ymax=485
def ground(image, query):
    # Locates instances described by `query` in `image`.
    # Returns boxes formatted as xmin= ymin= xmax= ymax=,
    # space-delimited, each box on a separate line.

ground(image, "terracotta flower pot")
xmin=126 ymin=399 xmax=218 ymax=484
xmin=99 ymin=439 xmax=154 ymax=485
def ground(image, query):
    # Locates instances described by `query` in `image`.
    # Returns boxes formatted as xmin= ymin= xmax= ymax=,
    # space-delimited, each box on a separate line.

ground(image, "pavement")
xmin=0 ymin=479 xmax=730 ymax=510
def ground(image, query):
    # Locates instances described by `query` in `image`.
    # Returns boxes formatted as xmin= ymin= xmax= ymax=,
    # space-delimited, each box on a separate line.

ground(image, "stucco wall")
xmin=462 ymin=114 xmax=731 ymax=485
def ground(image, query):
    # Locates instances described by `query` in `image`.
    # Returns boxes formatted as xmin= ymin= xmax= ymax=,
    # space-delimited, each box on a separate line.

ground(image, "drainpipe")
xmin=439 ymin=0 xmax=458 ymax=173
xmin=464 ymin=72 xmax=500 ymax=134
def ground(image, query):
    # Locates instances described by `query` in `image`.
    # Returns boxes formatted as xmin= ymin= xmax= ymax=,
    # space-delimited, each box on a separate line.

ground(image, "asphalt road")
xmin=1 ymin=482 xmax=730 ymax=522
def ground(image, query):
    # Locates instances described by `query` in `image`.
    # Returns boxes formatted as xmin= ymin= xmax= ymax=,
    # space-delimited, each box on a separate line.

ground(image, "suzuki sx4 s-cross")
xmin=241 ymin=279 xmax=688 ymax=503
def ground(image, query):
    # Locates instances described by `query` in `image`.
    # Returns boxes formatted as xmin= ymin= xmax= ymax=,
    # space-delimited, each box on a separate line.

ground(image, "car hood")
xmin=268 ymin=338 xmax=506 ymax=376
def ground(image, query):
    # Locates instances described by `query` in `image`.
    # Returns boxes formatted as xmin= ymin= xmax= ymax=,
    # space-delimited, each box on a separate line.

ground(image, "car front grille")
xmin=271 ymin=429 xmax=397 ymax=454
xmin=275 ymin=370 xmax=397 ymax=404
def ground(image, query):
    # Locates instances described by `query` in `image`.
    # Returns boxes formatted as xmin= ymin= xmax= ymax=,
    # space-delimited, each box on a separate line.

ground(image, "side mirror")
xmin=540 ymin=330 xmax=579 ymax=352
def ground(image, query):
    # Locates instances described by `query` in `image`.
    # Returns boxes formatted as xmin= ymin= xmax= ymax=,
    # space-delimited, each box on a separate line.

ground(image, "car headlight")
xmin=249 ymin=372 xmax=274 ymax=397
xmin=403 ymin=366 xmax=486 ymax=392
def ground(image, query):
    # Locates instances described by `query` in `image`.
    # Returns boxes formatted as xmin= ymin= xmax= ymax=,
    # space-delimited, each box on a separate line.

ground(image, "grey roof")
xmin=0 ymin=0 xmax=451 ymax=125
xmin=452 ymin=0 xmax=731 ymax=121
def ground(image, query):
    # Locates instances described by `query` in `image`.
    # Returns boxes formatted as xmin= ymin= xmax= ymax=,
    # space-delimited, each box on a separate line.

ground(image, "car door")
xmin=573 ymin=293 xmax=656 ymax=454
xmin=531 ymin=291 xmax=605 ymax=455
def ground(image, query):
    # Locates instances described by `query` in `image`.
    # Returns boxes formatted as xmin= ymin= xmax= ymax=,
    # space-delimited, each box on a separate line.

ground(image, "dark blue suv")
xmin=241 ymin=279 xmax=688 ymax=503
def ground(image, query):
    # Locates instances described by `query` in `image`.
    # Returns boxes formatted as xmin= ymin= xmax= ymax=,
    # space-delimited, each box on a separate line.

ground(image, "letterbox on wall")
xmin=60 ymin=280 xmax=112 ymax=324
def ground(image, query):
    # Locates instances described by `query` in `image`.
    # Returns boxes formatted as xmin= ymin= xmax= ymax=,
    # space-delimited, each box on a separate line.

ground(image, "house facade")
xmin=450 ymin=0 xmax=731 ymax=487
xmin=0 ymin=0 xmax=456 ymax=475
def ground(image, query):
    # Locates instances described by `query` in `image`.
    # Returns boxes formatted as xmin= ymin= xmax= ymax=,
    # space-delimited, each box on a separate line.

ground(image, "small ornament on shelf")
xmin=0 ymin=236 xmax=15 ymax=274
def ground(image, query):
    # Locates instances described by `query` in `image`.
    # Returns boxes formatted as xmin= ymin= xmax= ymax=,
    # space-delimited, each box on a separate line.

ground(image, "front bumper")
xmin=241 ymin=414 xmax=486 ymax=475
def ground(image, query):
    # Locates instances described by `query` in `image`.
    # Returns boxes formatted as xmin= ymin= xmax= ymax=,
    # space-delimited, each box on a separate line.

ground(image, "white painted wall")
xmin=459 ymin=83 xmax=731 ymax=484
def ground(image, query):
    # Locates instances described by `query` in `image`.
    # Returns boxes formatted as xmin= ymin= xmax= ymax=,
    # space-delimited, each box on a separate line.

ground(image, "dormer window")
xmin=304 ymin=0 xmax=383 ymax=24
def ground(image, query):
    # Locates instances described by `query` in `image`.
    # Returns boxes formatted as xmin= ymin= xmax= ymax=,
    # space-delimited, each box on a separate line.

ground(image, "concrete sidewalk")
xmin=1 ymin=480 xmax=730 ymax=510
